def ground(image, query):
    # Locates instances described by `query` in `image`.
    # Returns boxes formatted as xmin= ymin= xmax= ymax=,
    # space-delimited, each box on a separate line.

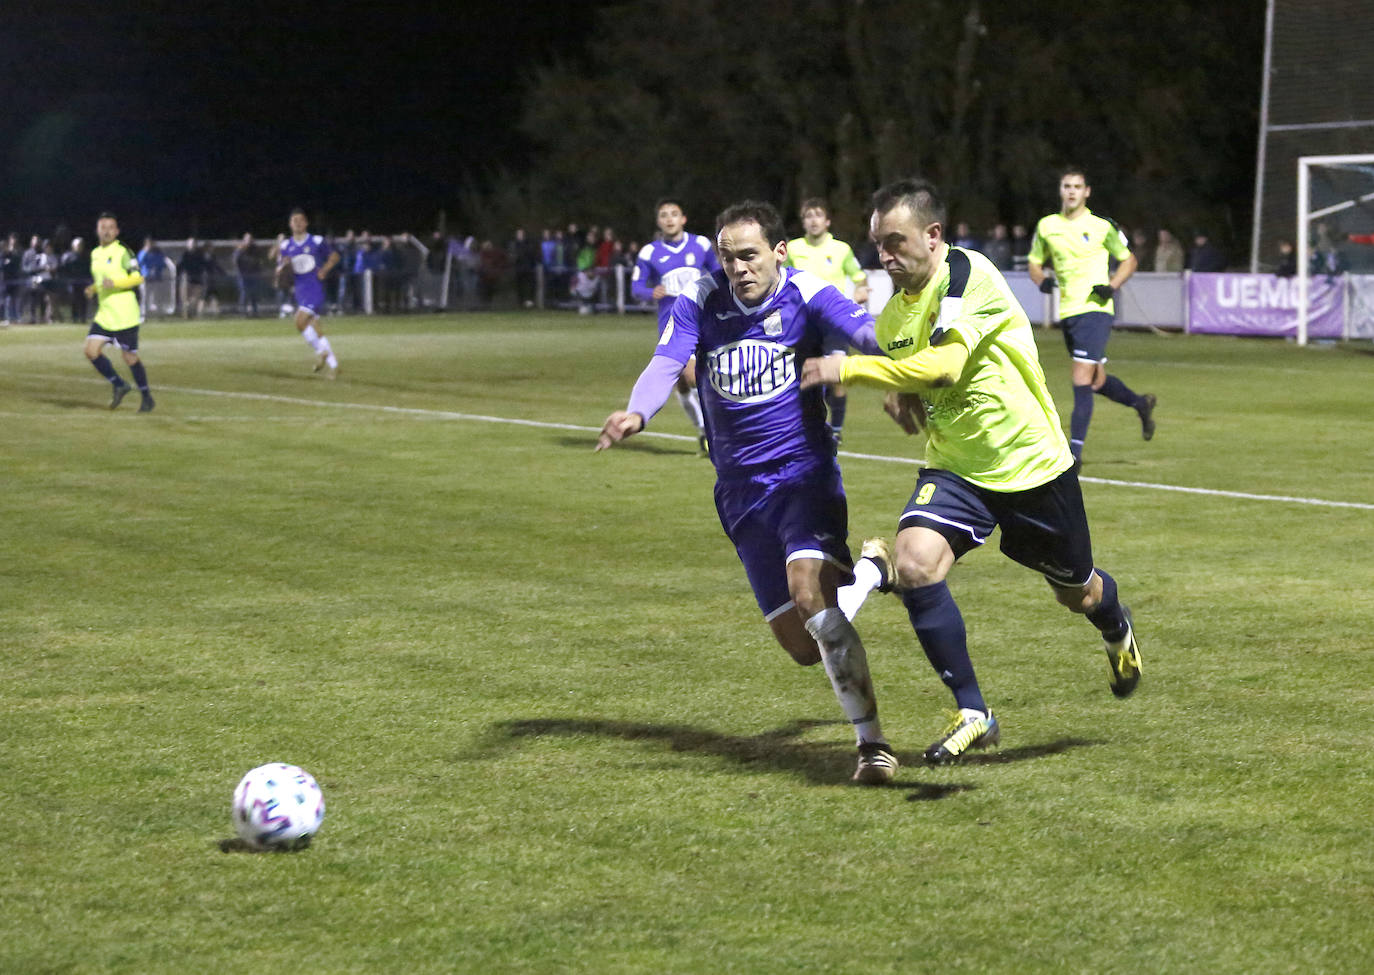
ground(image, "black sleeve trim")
xmin=945 ymin=247 xmax=971 ymax=299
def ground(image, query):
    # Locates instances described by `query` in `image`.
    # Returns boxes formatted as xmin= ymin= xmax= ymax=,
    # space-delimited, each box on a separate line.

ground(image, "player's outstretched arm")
xmin=596 ymin=411 xmax=645 ymax=451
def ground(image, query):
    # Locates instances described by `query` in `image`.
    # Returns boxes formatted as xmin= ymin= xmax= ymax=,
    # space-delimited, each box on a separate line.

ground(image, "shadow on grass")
xmin=556 ymin=435 xmax=699 ymax=456
xmin=479 ymin=717 xmax=1084 ymax=799
xmin=33 ymin=395 xmax=110 ymax=411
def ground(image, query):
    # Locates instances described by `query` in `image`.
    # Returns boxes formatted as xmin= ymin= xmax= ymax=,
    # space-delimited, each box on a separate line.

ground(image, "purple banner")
xmin=1188 ymin=273 xmax=1343 ymax=338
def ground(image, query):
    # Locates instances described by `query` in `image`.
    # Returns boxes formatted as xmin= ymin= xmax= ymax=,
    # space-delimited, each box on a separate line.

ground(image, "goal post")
xmin=1297 ymin=153 xmax=1374 ymax=344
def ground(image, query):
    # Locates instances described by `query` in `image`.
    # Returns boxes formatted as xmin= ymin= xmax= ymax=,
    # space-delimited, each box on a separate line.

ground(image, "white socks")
xmin=676 ymin=387 xmax=704 ymax=432
xmin=301 ymin=325 xmax=339 ymax=368
xmin=837 ymin=558 xmax=884 ymax=621
xmin=804 ymin=607 xmax=885 ymax=746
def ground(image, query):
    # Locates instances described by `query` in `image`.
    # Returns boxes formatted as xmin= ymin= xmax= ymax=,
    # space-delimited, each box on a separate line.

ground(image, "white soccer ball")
xmin=231 ymin=763 xmax=325 ymax=851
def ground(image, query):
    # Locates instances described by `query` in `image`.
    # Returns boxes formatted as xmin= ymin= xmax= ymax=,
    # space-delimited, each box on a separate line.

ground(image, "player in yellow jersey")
xmin=785 ymin=198 xmax=869 ymax=444
xmin=83 ymin=212 xmax=154 ymax=412
xmin=1028 ymin=166 xmax=1155 ymax=459
xmin=802 ymin=178 xmax=1142 ymax=764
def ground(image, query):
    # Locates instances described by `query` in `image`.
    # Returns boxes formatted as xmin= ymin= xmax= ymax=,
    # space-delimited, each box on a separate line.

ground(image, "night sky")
xmin=2 ymin=2 xmax=594 ymax=241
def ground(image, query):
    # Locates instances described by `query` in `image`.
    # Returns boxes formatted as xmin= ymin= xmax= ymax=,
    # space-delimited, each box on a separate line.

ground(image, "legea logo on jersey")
xmin=706 ymin=339 xmax=794 ymax=404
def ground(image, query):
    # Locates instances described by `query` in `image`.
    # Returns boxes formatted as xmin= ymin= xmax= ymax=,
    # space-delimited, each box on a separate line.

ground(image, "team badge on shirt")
xmin=762 ymin=311 xmax=783 ymax=337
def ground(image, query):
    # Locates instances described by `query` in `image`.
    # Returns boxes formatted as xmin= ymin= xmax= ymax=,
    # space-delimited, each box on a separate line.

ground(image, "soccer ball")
xmin=231 ymin=763 xmax=325 ymax=851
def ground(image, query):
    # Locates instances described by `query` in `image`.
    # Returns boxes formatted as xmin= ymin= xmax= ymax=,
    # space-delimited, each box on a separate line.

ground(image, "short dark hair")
xmin=654 ymin=197 xmax=685 ymax=214
xmin=1059 ymin=164 xmax=1089 ymax=185
xmin=799 ymin=197 xmax=829 ymax=217
xmin=870 ymin=178 xmax=946 ymax=228
xmin=98 ymin=211 xmax=118 ymax=222
xmin=715 ymin=200 xmax=786 ymax=247
xmin=290 ymin=207 xmax=308 ymax=219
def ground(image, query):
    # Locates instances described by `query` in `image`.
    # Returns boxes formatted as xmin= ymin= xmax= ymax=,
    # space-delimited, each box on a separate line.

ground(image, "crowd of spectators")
xmin=7 ymin=215 xmax=1365 ymax=325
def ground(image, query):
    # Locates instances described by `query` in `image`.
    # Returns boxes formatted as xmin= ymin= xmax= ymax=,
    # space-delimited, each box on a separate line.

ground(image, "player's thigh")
xmin=82 ymin=334 xmax=107 ymax=358
xmin=1061 ymin=312 xmax=1112 ymax=367
xmin=993 ymin=467 xmax=1095 ymax=590
xmin=895 ymin=468 xmax=994 ymax=586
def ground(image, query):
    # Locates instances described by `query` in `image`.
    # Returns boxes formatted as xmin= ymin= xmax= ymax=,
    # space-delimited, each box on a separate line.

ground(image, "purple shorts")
xmin=713 ymin=457 xmax=854 ymax=619
xmin=294 ymin=280 xmax=326 ymax=317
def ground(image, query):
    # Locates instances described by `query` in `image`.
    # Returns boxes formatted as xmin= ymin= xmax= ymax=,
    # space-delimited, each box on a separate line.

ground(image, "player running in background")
xmin=630 ymin=198 xmax=720 ymax=453
xmin=599 ymin=200 xmax=899 ymax=785
xmin=785 ymin=198 xmax=870 ymax=445
xmin=803 ymin=178 xmax=1143 ymax=764
xmin=277 ymin=208 xmax=341 ymax=378
xmin=83 ymin=212 xmax=155 ymax=412
xmin=1028 ymin=166 xmax=1155 ymax=460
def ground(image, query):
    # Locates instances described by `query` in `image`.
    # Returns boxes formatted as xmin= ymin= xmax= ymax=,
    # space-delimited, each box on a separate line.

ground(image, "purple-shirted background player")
xmin=277 ymin=208 xmax=341 ymax=378
xmin=598 ymin=200 xmax=899 ymax=785
xmin=630 ymin=198 xmax=720 ymax=453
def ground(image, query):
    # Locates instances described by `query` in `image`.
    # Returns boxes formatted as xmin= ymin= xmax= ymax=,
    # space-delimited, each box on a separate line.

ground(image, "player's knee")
xmin=780 ymin=638 xmax=822 ymax=666
xmin=893 ymin=548 xmax=943 ymax=589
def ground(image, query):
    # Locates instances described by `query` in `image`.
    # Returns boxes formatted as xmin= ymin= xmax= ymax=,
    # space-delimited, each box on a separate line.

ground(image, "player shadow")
xmin=32 ymin=394 xmax=113 ymax=411
xmin=558 ymin=435 xmax=698 ymax=455
xmin=481 ymin=716 xmax=978 ymax=796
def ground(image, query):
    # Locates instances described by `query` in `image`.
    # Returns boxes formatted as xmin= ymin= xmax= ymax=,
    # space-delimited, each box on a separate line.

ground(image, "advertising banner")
xmin=1188 ymin=273 xmax=1343 ymax=338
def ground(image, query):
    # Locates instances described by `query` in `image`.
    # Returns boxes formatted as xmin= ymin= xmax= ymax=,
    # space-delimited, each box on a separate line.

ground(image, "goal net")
xmin=1297 ymin=155 xmax=1374 ymax=342
xmin=1251 ymin=0 xmax=1374 ymax=276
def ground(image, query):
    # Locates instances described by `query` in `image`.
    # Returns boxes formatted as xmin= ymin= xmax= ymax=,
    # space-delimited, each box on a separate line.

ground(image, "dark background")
xmin=2 ymin=1 xmax=1266 ymax=251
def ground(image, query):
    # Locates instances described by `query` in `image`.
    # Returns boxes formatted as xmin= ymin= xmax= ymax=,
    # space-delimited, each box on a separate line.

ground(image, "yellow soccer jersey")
xmin=785 ymin=233 xmax=865 ymax=294
xmin=841 ymin=245 xmax=1072 ymax=491
xmin=1028 ymin=210 xmax=1130 ymax=318
xmin=89 ymin=241 xmax=144 ymax=331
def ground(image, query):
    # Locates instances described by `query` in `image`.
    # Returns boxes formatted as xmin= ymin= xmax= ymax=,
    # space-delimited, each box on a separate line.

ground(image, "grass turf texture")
xmin=1 ymin=315 xmax=1371 ymax=974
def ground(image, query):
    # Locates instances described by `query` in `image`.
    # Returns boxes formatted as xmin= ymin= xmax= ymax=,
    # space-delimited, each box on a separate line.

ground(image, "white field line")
xmin=21 ymin=377 xmax=1374 ymax=512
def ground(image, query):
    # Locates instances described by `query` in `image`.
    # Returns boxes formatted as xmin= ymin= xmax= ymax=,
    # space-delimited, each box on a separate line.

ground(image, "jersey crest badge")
xmin=762 ymin=310 xmax=783 ymax=337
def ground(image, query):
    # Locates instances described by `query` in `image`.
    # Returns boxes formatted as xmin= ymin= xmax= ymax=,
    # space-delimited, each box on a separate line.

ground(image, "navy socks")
xmin=902 ymin=582 xmax=986 ymax=714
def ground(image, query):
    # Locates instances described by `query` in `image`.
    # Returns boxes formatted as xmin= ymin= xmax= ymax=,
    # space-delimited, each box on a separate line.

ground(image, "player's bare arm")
xmin=595 ymin=411 xmax=645 ymax=451
xmin=800 ymin=355 xmax=845 ymax=389
xmin=883 ymin=391 xmax=926 ymax=434
xmin=1109 ymin=251 xmax=1138 ymax=290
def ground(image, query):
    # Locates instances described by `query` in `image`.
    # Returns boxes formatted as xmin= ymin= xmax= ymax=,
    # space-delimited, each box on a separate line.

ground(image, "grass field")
xmin=2 ymin=313 xmax=1372 ymax=974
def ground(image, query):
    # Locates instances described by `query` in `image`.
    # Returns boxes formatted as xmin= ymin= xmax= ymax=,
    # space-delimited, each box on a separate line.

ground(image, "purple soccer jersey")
xmin=655 ymin=267 xmax=878 ymax=475
xmin=280 ymin=234 xmax=333 ymax=313
xmin=631 ymin=234 xmax=721 ymax=331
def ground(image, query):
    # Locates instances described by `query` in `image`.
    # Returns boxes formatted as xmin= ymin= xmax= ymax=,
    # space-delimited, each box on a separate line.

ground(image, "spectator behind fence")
xmin=1011 ymin=223 xmax=1031 ymax=270
xmin=478 ymin=239 xmax=507 ymax=306
xmin=951 ymin=221 xmax=981 ymax=252
xmin=179 ymin=237 xmax=208 ymax=318
xmin=1153 ymin=229 xmax=1184 ymax=272
xmin=509 ymin=227 xmax=538 ymax=308
xmin=59 ymin=237 xmax=91 ymax=323
xmin=3 ymin=234 xmax=24 ymax=323
xmin=234 ymin=233 xmax=263 ymax=317
xmin=1274 ymin=239 xmax=1297 ymax=277
xmin=1185 ymin=231 xmax=1226 ymax=273
xmin=1130 ymin=227 xmax=1153 ymax=273
xmin=983 ymin=223 xmax=1013 ymax=271
xmin=138 ymin=237 xmax=167 ymax=280
xmin=33 ymin=240 xmax=59 ymax=323
xmin=21 ymin=236 xmax=44 ymax=322
xmin=335 ymin=230 xmax=357 ymax=312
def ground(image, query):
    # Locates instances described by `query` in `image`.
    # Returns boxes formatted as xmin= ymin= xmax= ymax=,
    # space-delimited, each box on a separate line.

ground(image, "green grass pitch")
xmin=1 ymin=313 xmax=1371 ymax=974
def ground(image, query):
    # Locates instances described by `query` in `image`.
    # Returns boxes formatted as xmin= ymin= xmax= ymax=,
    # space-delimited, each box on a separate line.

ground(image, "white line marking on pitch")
xmin=24 ymin=378 xmax=1374 ymax=512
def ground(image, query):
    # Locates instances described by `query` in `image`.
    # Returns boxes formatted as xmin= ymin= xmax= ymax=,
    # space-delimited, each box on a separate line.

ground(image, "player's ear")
xmin=927 ymin=221 xmax=943 ymax=250
xmin=775 ymin=239 xmax=788 ymax=262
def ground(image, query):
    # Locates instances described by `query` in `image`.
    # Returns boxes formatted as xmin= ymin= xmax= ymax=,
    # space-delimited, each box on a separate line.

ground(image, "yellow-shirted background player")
xmin=785 ymin=198 xmax=869 ymax=444
xmin=83 ymin=212 xmax=155 ymax=412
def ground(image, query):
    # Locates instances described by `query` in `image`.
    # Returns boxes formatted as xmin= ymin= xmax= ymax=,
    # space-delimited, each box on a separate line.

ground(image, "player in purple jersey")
xmin=630 ymin=199 xmax=721 ymax=454
xmin=599 ymin=201 xmax=900 ymax=785
xmin=276 ymin=208 xmax=341 ymax=378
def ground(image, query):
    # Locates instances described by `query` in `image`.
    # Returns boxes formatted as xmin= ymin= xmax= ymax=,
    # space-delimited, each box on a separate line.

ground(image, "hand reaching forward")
xmin=595 ymin=410 xmax=645 ymax=451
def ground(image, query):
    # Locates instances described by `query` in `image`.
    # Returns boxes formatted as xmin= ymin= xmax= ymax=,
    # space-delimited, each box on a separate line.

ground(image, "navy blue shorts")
xmin=87 ymin=323 xmax=140 ymax=352
xmin=898 ymin=465 xmax=1095 ymax=588
xmin=1059 ymin=311 xmax=1114 ymax=364
xmin=714 ymin=457 xmax=854 ymax=619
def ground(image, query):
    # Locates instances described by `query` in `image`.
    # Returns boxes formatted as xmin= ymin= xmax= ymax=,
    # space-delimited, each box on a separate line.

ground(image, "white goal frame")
xmin=1297 ymin=153 xmax=1374 ymax=345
